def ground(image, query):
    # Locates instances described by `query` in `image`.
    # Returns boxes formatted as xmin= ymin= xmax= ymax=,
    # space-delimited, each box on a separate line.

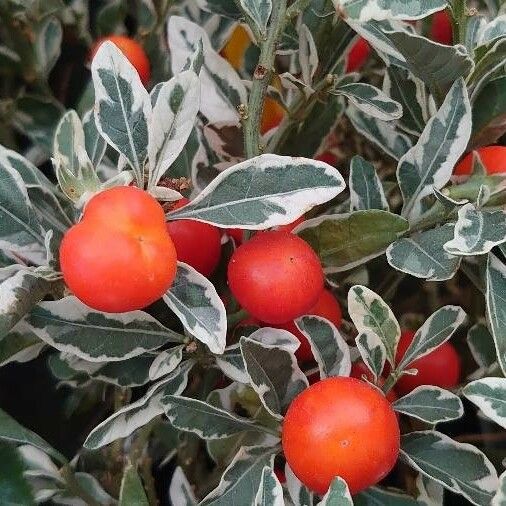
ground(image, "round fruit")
xmin=60 ymin=186 xmax=177 ymax=312
xmin=261 ymin=97 xmax=285 ymax=134
xmin=430 ymin=10 xmax=452 ymax=45
xmin=346 ymin=38 xmax=371 ymax=73
xmin=166 ymin=199 xmax=222 ymax=277
xmin=454 ymin=145 xmax=506 ymax=176
xmin=350 ymin=362 xmax=398 ymax=403
xmin=282 ymin=377 xmax=400 ymax=495
xmin=227 ymin=228 xmax=245 ymax=245
xmin=316 ymin=151 xmax=338 ymax=166
xmin=394 ymin=330 xmax=461 ymax=396
xmin=273 ymin=289 xmax=342 ymax=363
xmin=227 ymin=231 xmax=324 ymax=324
xmin=90 ymin=35 xmax=150 ymax=85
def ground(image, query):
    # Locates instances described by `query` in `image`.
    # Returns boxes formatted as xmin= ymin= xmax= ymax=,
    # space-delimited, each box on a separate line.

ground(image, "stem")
xmin=286 ymin=0 xmax=312 ymax=18
xmin=61 ymin=465 xmax=101 ymax=506
xmin=381 ymin=372 xmax=400 ymax=396
xmin=450 ymin=0 xmax=468 ymax=45
xmin=243 ymin=0 xmax=288 ymax=159
xmin=226 ymin=308 xmax=249 ymax=327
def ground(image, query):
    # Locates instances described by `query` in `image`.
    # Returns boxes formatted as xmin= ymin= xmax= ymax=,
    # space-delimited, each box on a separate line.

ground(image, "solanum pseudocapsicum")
xmin=454 ymin=145 xmax=506 ymax=176
xmin=227 ymin=230 xmax=324 ymax=324
xmin=166 ymin=198 xmax=222 ymax=277
xmin=282 ymin=376 xmax=400 ymax=495
xmin=90 ymin=35 xmax=151 ymax=85
xmin=60 ymin=186 xmax=177 ymax=312
xmin=346 ymin=38 xmax=371 ymax=73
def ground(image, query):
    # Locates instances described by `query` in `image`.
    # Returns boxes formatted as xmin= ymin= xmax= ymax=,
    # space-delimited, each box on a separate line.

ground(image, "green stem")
xmin=243 ymin=0 xmax=288 ymax=159
xmin=226 ymin=308 xmax=250 ymax=327
xmin=450 ymin=0 xmax=468 ymax=45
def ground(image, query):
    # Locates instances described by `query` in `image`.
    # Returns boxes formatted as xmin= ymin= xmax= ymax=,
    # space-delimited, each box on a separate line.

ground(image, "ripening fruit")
xmin=272 ymin=289 xmax=342 ymax=363
xmin=346 ymin=38 xmax=371 ymax=73
xmin=430 ymin=10 xmax=453 ymax=45
xmin=350 ymin=361 xmax=398 ymax=403
xmin=282 ymin=377 xmax=400 ymax=495
xmin=228 ymin=231 xmax=324 ymax=324
xmin=221 ymin=25 xmax=284 ymax=134
xmin=90 ymin=35 xmax=151 ymax=85
xmin=166 ymin=199 xmax=222 ymax=277
xmin=394 ymin=330 xmax=461 ymax=396
xmin=315 ymin=151 xmax=338 ymax=166
xmin=60 ymin=187 xmax=177 ymax=312
xmin=454 ymin=145 xmax=506 ymax=176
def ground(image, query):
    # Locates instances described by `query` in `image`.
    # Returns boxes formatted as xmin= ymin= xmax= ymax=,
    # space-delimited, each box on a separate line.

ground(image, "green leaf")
xmin=295 ymin=316 xmax=351 ymax=378
xmin=355 ymin=487 xmax=418 ymax=505
xmin=401 ymin=431 xmax=498 ymax=505
xmin=84 ymin=362 xmax=191 ymax=449
xmin=136 ymin=0 xmax=157 ymax=35
xmin=348 ymin=285 xmax=400 ymax=366
xmin=467 ymin=323 xmax=497 ymax=370
xmin=119 ymin=464 xmax=148 ymax=506
xmin=0 ymin=408 xmax=65 ymax=464
xmin=398 ymin=78 xmax=471 ymax=221
xmin=240 ymin=0 xmax=272 ymax=33
xmin=485 ymin=254 xmax=506 ymax=376
xmin=415 ymin=474 xmax=444 ymax=506
xmin=385 ymin=32 xmax=474 ymax=99
xmin=444 ymin=204 xmax=506 ymax=256
xmin=337 ymin=0 xmax=446 ymax=21
xmin=299 ymin=24 xmax=318 ymax=86
xmin=163 ymin=263 xmax=226 ymax=355
xmin=397 ymin=305 xmax=466 ymax=370
xmin=200 ymin=446 xmax=276 ymax=506
xmin=333 ymin=82 xmax=402 ymax=121
xmin=0 ymin=268 xmax=54 ymax=339
xmin=383 ymin=66 xmax=426 ymax=136
xmin=26 ymin=296 xmax=182 ymax=362
xmin=168 ymin=16 xmax=247 ymax=123
xmin=255 ymin=466 xmax=284 ymax=506
xmin=349 ymin=155 xmax=389 ymax=212
xmin=169 ymin=467 xmax=197 ymax=506
xmin=317 ymin=476 xmax=352 ymax=506
xmin=163 ymin=395 xmax=270 ymax=439
xmin=91 ymin=41 xmax=151 ymax=187
xmin=0 ymin=442 xmax=35 ymax=505
xmin=0 ymin=158 xmax=45 ymax=263
xmin=82 ymin=109 xmax=107 ymax=168
xmin=387 ymin=224 xmax=461 ymax=281
xmin=147 ymin=71 xmax=200 ymax=188
xmin=463 ymin=377 xmax=506 ymax=429
xmin=393 ymin=386 xmax=464 ymax=424
xmin=285 ymin=464 xmax=313 ymax=506
xmin=35 ymin=16 xmax=62 ymax=79
xmin=167 ymin=154 xmax=345 ymax=228
xmin=346 ymin=105 xmax=412 ymax=160
xmin=92 ymin=355 xmax=156 ymax=387
xmin=240 ymin=336 xmax=308 ymax=420
xmin=215 ymin=344 xmax=249 ymax=383
xmin=0 ymin=321 xmax=44 ymax=367
xmin=469 ymin=37 xmax=506 ymax=99
xmin=197 ymin=0 xmax=242 ymax=19
xmin=298 ymin=210 xmax=409 ymax=272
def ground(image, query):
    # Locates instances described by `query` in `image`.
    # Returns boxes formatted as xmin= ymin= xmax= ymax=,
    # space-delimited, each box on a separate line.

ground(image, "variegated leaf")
xmin=196 ymin=0 xmax=242 ymax=19
xmin=337 ymin=0 xmax=446 ymax=21
xmin=90 ymin=355 xmax=155 ymax=388
xmin=478 ymin=15 xmax=506 ymax=45
xmin=444 ymin=204 xmax=506 ymax=256
xmin=240 ymin=0 xmax=272 ymax=33
xmin=398 ymin=79 xmax=472 ymax=222
xmin=285 ymin=465 xmax=313 ymax=506
xmin=149 ymin=345 xmax=184 ymax=381
xmin=295 ymin=316 xmax=351 ymax=378
xmin=0 ymin=321 xmax=44 ymax=367
xmin=387 ymin=224 xmax=461 ymax=281
xmin=393 ymin=386 xmax=464 ymax=424
xmin=416 ymin=474 xmax=445 ymax=506
xmin=215 ymin=344 xmax=249 ymax=383
xmin=463 ymin=377 xmax=506 ymax=429
xmin=26 ymin=296 xmax=182 ymax=362
xmin=240 ymin=336 xmax=308 ymax=420
xmin=91 ymin=41 xmax=151 ymax=187
xmin=147 ymin=71 xmax=200 ymax=188
xmin=299 ymin=24 xmax=318 ymax=86
xmin=492 ymin=470 xmax=506 ymax=506
xmin=401 ymin=431 xmax=498 ymax=505
xmin=297 ymin=211 xmax=409 ymax=273
xmin=84 ymin=363 xmax=191 ymax=449
xmin=169 ymin=467 xmax=197 ymax=506
xmin=119 ymin=465 xmax=148 ymax=505
xmin=162 ymin=395 xmax=270 ymax=439
xmin=255 ymin=466 xmax=284 ymax=506
xmin=485 ymin=254 xmax=506 ymax=376
xmin=469 ymin=37 xmax=506 ymax=100
xmin=356 ymin=486 xmax=419 ymax=504
xmin=348 ymin=285 xmax=400 ymax=366
xmin=346 ymin=105 xmax=412 ymax=160
xmin=163 ymin=262 xmax=226 ymax=355
xmin=349 ymin=155 xmax=389 ymax=211
xmin=355 ymin=331 xmax=387 ymax=381
xmin=396 ymin=306 xmax=466 ymax=370
xmin=200 ymin=446 xmax=276 ymax=506
xmin=334 ymin=82 xmax=402 ymax=121
xmin=467 ymin=323 xmax=497 ymax=370
xmin=317 ymin=477 xmax=352 ymax=506
xmin=36 ymin=16 xmax=62 ymax=78
xmin=167 ymin=154 xmax=345 ymax=228
xmin=82 ymin=109 xmax=107 ymax=168
xmin=168 ymin=16 xmax=247 ymax=123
